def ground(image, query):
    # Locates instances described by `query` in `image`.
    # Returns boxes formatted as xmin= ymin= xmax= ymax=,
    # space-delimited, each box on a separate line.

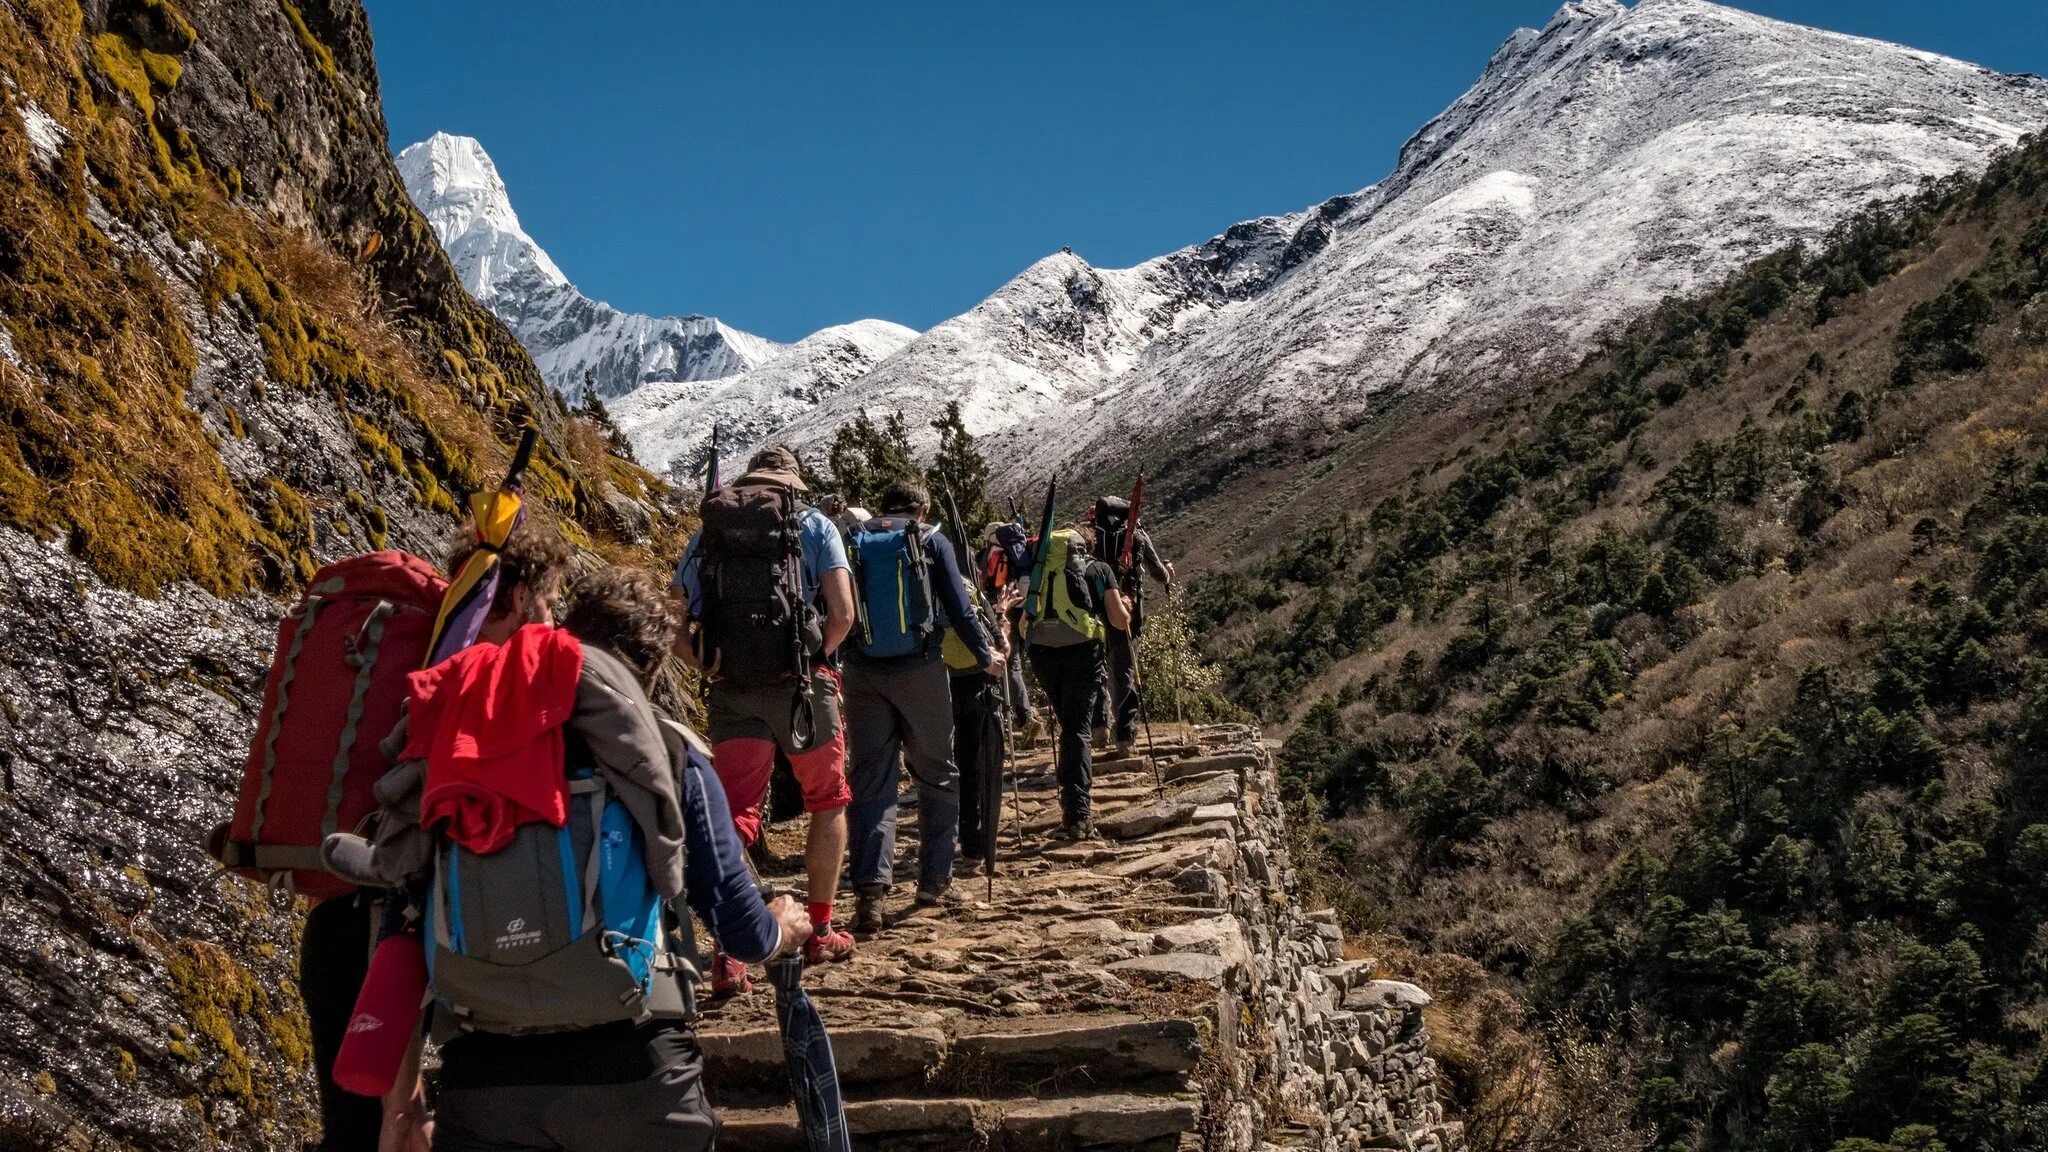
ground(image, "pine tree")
xmin=927 ymin=401 xmax=1001 ymax=532
xmin=825 ymin=410 xmax=922 ymax=508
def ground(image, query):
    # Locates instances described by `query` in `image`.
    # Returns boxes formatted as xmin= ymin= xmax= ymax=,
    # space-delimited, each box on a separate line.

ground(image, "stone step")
xmin=717 ymin=1092 xmax=1202 ymax=1152
xmin=701 ymin=1015 xmax=1204 ymax=1102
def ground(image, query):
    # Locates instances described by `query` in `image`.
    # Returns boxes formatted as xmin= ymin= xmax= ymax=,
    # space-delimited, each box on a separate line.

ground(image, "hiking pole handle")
xmin=505 ymin=425 xmax=539 ymax=489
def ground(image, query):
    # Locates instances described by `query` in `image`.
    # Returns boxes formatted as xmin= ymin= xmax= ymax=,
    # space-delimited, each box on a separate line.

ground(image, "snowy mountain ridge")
xmin=406 ymin=0 xmax=2048 ymax=492
xmin=396 ymin=132 xmax=784 ymax=404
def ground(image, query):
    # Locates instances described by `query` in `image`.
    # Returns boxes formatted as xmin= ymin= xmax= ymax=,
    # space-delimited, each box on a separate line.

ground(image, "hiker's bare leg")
xmin=807 ymin=805 xmax=848 ymax=908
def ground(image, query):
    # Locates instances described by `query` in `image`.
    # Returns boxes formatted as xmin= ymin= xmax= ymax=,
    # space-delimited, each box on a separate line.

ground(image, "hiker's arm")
xmin=679 ymin=741 xmax=791 ymax=962
xmin=1102 ymin=566 xmax=1134 ymax=632
xmin=929 ymin=533 xmax=996 ymax=668
xmin=1140 ymin=532 xmax=1173 ymax=587
xmin=819 ymin=568 xmax=854 ymax=659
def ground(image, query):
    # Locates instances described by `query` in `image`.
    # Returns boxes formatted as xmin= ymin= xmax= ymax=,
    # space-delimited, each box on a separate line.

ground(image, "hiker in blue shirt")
xmin=840 ymin=480 xmax=1002 ymax=933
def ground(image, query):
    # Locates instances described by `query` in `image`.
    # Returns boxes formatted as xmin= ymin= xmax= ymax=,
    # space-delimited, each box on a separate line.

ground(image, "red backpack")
xmin=210 ymin=551 xmax=447 ymax=901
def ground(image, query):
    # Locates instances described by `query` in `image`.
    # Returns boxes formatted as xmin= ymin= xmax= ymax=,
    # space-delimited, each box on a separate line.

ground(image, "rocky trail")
xmin=697 ymin=724 xmax=1463 ymax=1152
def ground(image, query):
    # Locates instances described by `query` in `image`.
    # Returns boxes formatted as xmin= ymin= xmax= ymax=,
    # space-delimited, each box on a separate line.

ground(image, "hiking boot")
xmin=957 ymin=857 xmax=984 ymax=879
xmin=710 ymin=953 xmax=752 ymax=997
xmin=1113 ymin=739 xmax=1136 ymax=759
xmin=853 ymin=886 xmax=887 ymax=936
xmin=803 ymin=925 xmax=856 ymax=966
xmin=914 ymin=880 xmax=957 ymax=909
xmin=1091 ymin=726 xmax=1110 ymax=750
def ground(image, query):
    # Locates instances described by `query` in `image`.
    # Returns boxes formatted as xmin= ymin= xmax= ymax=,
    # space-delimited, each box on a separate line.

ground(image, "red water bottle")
xmin=333 ymin=931 xmax=428 ymax=1097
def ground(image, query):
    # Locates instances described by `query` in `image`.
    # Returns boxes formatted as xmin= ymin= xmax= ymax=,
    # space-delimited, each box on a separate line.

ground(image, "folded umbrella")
xmin=767 ymin=955 xmax=852 ymax=1152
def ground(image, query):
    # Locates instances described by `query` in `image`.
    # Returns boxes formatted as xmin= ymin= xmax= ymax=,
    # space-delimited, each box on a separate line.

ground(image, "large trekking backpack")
xmin=697 ymin=482 xmax=821 ymax=689
xmin=426 ymin=733 xmax=687 ymax=1035
xmin=1028 ymin=529 xmax=1105 ymax=644
xmin=1092 ymin=497 xmax=1132 ymax=574
xmin=850 ymin=516 xmax=936 ymax=659
xmin=212 ymin=552 xmax=447 ymax=901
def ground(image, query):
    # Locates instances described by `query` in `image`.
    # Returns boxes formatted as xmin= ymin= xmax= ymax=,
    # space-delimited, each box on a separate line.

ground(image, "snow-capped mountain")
xmin=783 ymin=0 xmax=2048 ymax=482
xmin=609 ymin=319 xmax=918 ymax=481
xmin=397 ymin=132 xmax=781 ymax=403
xmin=409 ymin=0 xmax=2048 ymax=493
xmin=1009 ymin=0 xmax=2048 ymax=481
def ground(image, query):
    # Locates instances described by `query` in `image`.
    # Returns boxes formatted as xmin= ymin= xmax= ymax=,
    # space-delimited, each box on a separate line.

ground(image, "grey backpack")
xmin=427 ymin=735 xmax=692 ymax=1035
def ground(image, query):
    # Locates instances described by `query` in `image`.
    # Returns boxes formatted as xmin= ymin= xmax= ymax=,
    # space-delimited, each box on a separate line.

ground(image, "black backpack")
xmin=696 ymin=482 xmax=823 ymax=689
xmin=1093 ymin=497 xmax=1132 ymax=572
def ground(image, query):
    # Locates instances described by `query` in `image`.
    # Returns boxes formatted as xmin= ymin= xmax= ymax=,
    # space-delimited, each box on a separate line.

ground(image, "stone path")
xmin=694 ymin=724 xmax=1464 ymax=1152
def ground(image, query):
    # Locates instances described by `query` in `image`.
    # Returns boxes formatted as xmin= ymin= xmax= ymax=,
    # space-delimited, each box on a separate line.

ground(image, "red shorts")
xmin=708 ymin=668 xmax=851 ymax=845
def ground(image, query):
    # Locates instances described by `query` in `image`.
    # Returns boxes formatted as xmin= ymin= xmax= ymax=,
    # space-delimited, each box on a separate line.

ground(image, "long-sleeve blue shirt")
xmin=845 ymin=524 xmax=993 ymax=670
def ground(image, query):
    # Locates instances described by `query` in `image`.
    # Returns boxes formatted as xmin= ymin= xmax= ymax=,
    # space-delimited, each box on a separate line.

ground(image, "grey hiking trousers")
xmin=844 ymin=656 xmax=960 ymax=892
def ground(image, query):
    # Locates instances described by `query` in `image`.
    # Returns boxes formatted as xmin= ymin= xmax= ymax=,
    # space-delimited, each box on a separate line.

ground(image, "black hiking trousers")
xmin=1105 ymin=628 xmax=1140 ymax=745
xmin=300 ymin=894 xmax=381 ymax=1152
xmin=1030 ymin=640 xmax=1103 ymax=827
xmin=434 ymin=1020 xmax=716 ymax=1152
xmin=953 ymin=673 xmax=993 ymax=860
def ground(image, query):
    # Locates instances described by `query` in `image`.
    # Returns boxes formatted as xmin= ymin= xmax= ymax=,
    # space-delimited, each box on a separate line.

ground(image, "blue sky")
xmin=363 ymin=0 xmax=2047 ymax=343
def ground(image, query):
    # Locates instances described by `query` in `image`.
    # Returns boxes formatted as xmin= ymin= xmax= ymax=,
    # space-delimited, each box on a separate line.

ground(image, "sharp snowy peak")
xmin=609 ymin=319 xmax=919 ymax=482
xmin=397 ymin=133 xmax=780 ymax=402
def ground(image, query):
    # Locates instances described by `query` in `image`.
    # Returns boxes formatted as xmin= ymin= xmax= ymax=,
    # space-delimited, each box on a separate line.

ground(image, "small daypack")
xmin=697 ymin=482 xmax=821 ymax=688
xmin=942 ymin=586 xmax=1000 ymax=674
xmin=212 ymin=552 xmax=447 ymax=901
xmin=1028 ymin=529 xmax=1106 ymax=644
xmin=851 ymin=517 xmax=936 ymax=659
xmin=426 ymin=733 xmax=688 ymax=1036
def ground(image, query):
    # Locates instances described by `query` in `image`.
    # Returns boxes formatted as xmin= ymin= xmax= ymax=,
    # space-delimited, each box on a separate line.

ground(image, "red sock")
xmin=807 ymin=901 xmax=834 ymax=934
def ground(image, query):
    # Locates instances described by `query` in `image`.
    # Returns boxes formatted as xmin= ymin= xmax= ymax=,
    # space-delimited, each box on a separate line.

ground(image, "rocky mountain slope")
xmin=0 ymin=2 xmax=658 ymax=1147
xmin=397 ymin=131 xmax=786 ymax=406
xmin=482 ymin=0 xmax=2046 ymax=505
xmin=1205 ymin=128 xmax=2048 ymax=1150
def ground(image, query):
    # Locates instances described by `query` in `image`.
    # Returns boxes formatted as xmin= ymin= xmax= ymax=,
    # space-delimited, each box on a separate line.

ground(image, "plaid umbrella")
xmin=425 ymin=427 xmax=538 ymax=666
xmin=977 ymin=675 xmax=1007 ymax=900
xmin=767 ymin=955 xmax=851 ymax=1152
xmin=705 ymin=421 xmax=722 ymax=494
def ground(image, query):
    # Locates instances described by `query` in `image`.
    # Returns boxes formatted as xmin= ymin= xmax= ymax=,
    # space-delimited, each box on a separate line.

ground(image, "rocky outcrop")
xmin=703 ymin=723 xmax=1463 ymax=1152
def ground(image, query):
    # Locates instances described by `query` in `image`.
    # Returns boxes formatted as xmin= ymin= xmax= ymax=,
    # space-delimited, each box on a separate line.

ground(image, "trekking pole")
xmin=1133 ymin=636 xmax=1165 ymax=798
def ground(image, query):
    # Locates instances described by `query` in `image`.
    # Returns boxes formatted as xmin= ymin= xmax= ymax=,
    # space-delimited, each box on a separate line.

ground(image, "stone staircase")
xmin=693 ymin=724 xmax=1465 ymax=1152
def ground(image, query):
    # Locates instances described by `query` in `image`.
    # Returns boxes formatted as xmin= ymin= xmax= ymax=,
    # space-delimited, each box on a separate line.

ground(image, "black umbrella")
xmin=767 ymin=955 xmax=851 ymax=1152
xmin=977 ymin=676 xmax=1007 ymax=901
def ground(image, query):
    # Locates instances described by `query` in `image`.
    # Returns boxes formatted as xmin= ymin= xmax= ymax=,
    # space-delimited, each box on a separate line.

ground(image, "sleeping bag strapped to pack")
xmin=1027 ymin=529 xmax=1105 ymax=645
xmin=427 ymin=733 xmax=686 ymax=1035
xmin=850 ymin=516 xmax=936 ymax=659
xmin=212 ymin=551 xmax=447 ymax=901
xmin=697 ymin=481 xmax=821 ymax=689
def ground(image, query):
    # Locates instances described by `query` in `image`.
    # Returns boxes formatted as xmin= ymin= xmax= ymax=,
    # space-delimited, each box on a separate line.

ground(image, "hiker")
xmin=954 ymin=577 xmax=1023 ymax=876
xmin=1087 ymin=497 xmax=1173 ymax=757
xmin=329 ymin=566 xmax=808 ymax=1152
xmin=980 ymin=522 xmax=1036 ymax=732
xmin=225 ymin=519 xmax=570 ymax=1152
xmin=843 ymin=480 xmax=1003 ymax=930
xmin=1025 ymin=525 xmax=1129 ymax=840
xmin=671 ymin=444 xmax=858 ymax=989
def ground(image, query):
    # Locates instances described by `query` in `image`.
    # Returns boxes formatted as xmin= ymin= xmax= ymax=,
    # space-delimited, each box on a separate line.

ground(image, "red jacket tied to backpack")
xmin=405 ymin=623 xmax=582 ymax=853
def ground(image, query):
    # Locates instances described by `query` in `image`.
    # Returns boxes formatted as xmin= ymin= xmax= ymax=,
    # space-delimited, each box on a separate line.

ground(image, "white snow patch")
xmin=20 ymin=97 xmax=65 ymax=168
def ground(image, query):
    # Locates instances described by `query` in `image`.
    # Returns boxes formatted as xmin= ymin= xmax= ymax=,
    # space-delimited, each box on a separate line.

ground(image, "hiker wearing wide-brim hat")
xmin=672 ymin=444 xmax=862 ymax=985
xmin=736 ymin=443 xmax=809 ymax=492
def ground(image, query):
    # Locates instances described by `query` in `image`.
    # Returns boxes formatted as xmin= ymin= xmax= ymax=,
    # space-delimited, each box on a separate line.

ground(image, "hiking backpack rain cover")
xmin=851 ymin=517 xmax=936 ymax=659
xmin=697 ymin=482 xmax=822 ymax=688
xmin=426 ymin=735 xmax=675 ymax=1035
xmin=218 ymin=552 xmax=447 ymax=901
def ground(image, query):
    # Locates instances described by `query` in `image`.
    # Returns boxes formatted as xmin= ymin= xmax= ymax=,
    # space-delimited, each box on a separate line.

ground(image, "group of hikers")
xmin=211 ymin=440 xmax=1173 ymax=1151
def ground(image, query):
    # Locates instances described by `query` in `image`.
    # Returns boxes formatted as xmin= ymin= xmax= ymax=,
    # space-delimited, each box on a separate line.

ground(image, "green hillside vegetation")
xmin=1190 ymin=134 xmax=2048 ymax=1150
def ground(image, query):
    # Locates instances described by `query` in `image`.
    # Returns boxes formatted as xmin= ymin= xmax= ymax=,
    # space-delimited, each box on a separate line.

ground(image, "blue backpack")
xmin=850 ymin=516 xmax=936 ymax=659
xmin=426 ymin=734 xmax=685 ymax=1035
